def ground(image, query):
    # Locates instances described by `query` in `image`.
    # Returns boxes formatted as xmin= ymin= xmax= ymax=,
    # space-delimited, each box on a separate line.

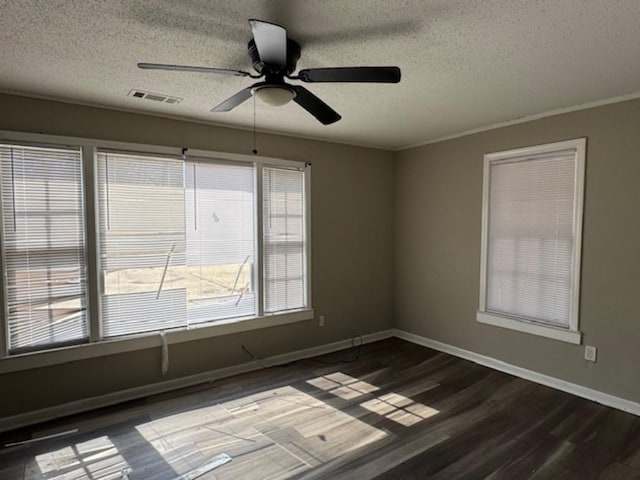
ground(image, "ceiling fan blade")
xmin=138 ymin=63 xmax=252 ymax=77
xmin=297 ymin=67 xmax=401 ymax=83
xmin=291 ymin=86 xmax=341 ymax=125
xmin=249 ymin=19 xmax=287 ymax=66
xmin=211 ymin=87 xmax=253 ymax=112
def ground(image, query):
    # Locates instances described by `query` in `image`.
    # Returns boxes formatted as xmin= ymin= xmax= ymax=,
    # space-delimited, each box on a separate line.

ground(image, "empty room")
xmin=1 ymin=1 xmax=639 ymax=479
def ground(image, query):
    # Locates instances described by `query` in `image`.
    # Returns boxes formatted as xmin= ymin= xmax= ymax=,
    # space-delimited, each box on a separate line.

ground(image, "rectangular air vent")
xmin=128 ymin=89 xmax=182 ymax=105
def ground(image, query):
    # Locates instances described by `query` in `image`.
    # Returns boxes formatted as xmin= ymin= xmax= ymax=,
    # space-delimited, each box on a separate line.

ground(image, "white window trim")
xmin=477 ymin=138 xmax=586 ymax=345
xmin=0 ymin=130 xmax=313 ymax=373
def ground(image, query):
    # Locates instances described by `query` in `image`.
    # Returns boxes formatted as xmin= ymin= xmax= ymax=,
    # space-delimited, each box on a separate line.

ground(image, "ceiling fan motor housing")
xmin=248 ymin=38 xmax=301 ymax=76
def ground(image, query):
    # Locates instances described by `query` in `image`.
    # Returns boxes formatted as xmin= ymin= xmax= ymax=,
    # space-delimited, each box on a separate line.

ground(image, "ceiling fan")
xmin=138 ymin=19 xmax=401 ymax=125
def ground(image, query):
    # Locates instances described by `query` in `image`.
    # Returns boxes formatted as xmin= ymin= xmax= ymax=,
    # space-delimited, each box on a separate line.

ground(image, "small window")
xmin=263 ymin=166 xmax=308 ymax=313
xmin=0 ymin=143 xmax=88 ymax=353
xmin=477 ymin=139 xmax=586 ymax=344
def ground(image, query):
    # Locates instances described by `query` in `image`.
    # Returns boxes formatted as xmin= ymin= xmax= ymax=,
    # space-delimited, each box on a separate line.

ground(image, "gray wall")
xmin=0 ymin=94 xmax=395 ymax=417
xmin=395 ymin=98 xmax=640 ymax=403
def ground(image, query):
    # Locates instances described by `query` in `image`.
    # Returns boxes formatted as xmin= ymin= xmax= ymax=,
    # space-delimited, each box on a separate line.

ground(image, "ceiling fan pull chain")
xmin=252 ymin=95 xmax=258 ymax=155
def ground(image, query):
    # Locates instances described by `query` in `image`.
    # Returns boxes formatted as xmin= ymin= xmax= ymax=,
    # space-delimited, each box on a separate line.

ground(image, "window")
xmin=186 ymin=161 xmax=256 ymax=324
xmin=0 ymin=133 xmax=311 ymax=362
xmin=477 ymin=138 xmax=586 ymax=344
xmin=263 ymin=167 xmax=307 ymax=313
xmin=0 ymin=143 xmax=88 ymax=353
xmin=97 ymin=152 xmax=188 ymax=337
xmin=97 ymin=152 xmax=258 ymax=337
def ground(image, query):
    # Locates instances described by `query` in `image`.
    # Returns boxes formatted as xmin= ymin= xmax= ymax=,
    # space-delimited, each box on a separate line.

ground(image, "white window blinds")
xmin=263 ymin=166 xmax=307 ymax=313
xmin=97 ymin=152 xmax=187 ymax=337
xmin=0 ymin=135 xmax=311 ymax=356
xmin=0 ymin=144 xmax=88 ymax=352
xmin=97 ymin=152 xmax=256 ymax=338
xmin=485 ymin=151 xmax=578 ymax=327
xmin=185 ymin=161 xmax=255 ymax=324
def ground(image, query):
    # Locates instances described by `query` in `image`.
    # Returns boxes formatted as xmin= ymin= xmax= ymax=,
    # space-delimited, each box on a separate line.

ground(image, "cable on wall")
xmin=241 ymin=335 xmax=364 ymax=369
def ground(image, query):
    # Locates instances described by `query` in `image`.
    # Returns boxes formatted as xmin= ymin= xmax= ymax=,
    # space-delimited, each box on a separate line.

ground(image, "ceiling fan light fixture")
xmin=252 ymin=85 xmax=296 ymax=106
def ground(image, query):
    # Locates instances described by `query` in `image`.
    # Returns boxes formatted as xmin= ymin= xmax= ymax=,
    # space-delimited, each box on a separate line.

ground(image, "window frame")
xmin=477 ymin=138 xmax=586 ymax=345
xmin=0 ymin=130 xmax=313 ymax=373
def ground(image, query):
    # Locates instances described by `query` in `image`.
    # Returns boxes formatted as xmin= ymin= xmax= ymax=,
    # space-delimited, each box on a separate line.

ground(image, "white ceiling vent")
xmin=128 ymin=89 xmax=182 ymax=104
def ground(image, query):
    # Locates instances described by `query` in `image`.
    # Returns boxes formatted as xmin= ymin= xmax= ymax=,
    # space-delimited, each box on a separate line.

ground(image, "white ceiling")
xmin=2 ymin=0 xmax=640 ymax=150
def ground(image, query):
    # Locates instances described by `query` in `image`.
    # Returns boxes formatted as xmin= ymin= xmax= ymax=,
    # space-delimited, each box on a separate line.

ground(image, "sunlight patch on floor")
xmin=135 ymin=385 xmax=386 ymax=479
xmin=307 ymin=372 xmax=380 ymax=400
xmin=308 ymin=371 xmax=439 ymax=428
xmin=36 ymin=436 xmax=128 ymax=479
xmin=26 ymin=374 xmax=436 ymax=479
xmin=361 ymin=392 xmax=439 ymax=427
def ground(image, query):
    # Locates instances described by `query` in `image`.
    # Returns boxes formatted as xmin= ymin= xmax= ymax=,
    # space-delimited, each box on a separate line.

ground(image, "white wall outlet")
xmin=318 ymin=315 xmax=325 ymax=327
xmin=584 ymin=345 xmax=597 ymax=362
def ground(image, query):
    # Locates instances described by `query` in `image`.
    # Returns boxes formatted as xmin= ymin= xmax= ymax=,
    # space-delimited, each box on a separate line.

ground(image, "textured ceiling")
xmin=2 ymin=0 xmax=640 ymax=150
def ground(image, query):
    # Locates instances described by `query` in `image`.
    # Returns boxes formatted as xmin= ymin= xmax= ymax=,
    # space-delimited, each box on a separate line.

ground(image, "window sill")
xmin=476 ymin=311 xmax=582 ymax=345
xmin=0 ymin=309 xmax=314 ymax=374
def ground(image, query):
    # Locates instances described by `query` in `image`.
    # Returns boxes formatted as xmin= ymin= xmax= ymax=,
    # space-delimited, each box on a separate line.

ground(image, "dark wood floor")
xmin=1 ymin=338 xmax=640 ymax=479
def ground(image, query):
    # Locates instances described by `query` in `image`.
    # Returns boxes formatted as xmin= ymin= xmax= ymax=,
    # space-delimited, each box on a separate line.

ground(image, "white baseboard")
xmin=0 ymin=330 xmax=394 ymax=433
xmin=393 ymin=328 xmax=640 ymax=417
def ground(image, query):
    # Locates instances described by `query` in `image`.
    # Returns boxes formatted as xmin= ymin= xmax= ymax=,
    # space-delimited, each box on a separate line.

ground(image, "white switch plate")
xmin=584 ymin=345 xmax=597 ymax=362
xmin=319 ymin=315 xmax=325 ymax=327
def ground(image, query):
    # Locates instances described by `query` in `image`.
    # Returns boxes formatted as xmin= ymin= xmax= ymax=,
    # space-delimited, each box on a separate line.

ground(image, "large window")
xmin=477 ymin=139 xmax=586 ymax=344
xmin=0 ymin=143 xmax=87 ymax=353
xmin=97 ymin=152 xmax=258 ymax=337
xmin=0 ymin=134 xmax=311 ymax=359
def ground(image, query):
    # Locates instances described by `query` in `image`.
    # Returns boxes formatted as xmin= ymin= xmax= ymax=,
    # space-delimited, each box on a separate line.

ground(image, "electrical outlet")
xmin=584 ymin=345 xmax=597 ymax=362
xmin=318 ymin=315 xmax=325 ymax=327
